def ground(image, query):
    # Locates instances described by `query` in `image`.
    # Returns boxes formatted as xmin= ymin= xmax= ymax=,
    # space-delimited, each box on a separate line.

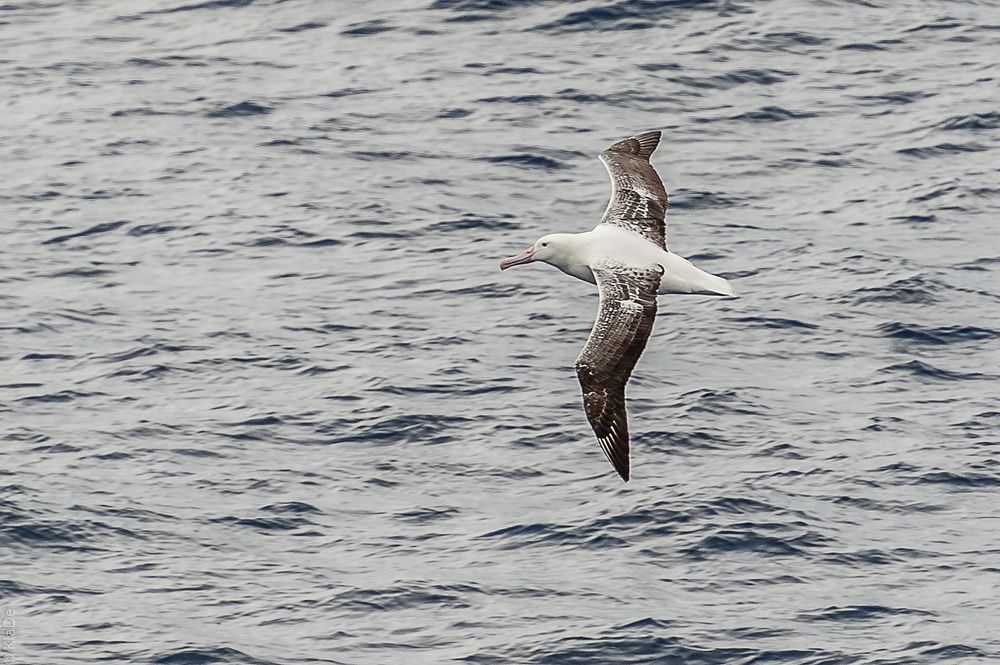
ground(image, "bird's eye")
xmin=541 ymin=242 xmax=548 ymax=247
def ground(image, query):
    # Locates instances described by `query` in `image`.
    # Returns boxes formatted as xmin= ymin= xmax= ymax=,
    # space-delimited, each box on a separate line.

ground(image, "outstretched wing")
xmin=597 ymin=130 xmax=669 ymax=250
xmin=575 ymin=261 xmax=662 ymax=482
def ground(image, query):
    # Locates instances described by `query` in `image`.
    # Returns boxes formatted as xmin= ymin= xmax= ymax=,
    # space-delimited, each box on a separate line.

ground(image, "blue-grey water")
xmin=2 ymin=1 xmax=1000 ymax=663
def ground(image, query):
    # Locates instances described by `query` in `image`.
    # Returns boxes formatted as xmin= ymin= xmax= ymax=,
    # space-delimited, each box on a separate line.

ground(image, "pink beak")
xmin=499 ymin=246 xmax=535 ymax=270
xmin=500 ymin=247 xmax=535 ymax=270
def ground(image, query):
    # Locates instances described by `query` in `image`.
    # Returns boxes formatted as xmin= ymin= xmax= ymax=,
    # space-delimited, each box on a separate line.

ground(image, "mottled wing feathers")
xmin=575 ymin=261 xmax=662 ymax=482
xmin=605 ymin=130 xmax=661 ymax=159
xmin=598 ymin=130 xmax=668 ymax=250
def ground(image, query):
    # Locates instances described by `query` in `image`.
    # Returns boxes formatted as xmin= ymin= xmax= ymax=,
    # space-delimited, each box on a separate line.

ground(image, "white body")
xmin=538 ymin=226 xmax=734 ymax=296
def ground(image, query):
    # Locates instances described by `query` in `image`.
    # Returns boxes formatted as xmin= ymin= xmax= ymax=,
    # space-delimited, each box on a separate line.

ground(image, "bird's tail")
xmin=658 ymin=253 xmax=736 ymax=297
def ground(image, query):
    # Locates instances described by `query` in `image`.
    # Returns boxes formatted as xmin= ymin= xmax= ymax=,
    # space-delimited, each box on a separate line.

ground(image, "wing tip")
xmin=632 ymin=130 xmax=661 ymax=158
xmin=611 ymin=451 xmax=630 ymax=482
xmin=604 ymin=130 xmax=662 ymax=160
xmin=598 ymin=433 xmax=632 ymax=483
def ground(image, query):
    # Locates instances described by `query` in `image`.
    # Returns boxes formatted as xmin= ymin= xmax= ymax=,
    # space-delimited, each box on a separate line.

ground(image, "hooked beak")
xmin=499 ymin=246 xmax=535 ymax=271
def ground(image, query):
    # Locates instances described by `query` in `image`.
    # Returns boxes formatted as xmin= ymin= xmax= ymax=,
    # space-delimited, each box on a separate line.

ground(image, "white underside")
xmin=557 ymin=226 xmax=735 ymax=296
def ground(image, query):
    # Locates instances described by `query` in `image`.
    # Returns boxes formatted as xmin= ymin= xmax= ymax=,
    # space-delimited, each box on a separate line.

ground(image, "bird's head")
xmin=499 ymin=234 xmax=566 ymax=270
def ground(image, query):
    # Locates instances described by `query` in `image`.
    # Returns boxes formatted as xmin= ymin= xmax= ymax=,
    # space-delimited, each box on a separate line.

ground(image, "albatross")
xmin=499 ymin=130 xmax=734 ymax=482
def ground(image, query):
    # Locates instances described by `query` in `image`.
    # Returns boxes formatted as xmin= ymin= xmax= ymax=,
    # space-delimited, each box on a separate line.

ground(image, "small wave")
xmin=556 ymin=88 xmax=638 ymax=105
xmin=920 ymin=644 xmax=987 ymax=658
xmin=258 ymin=138 xmax=301 ymax=147
xmin=489 ymin=66 xmax=543 ymax=75
xmin=889 ymin=213 xmax=936 ymax=223
xmin=282 ymin=323 xmax=363 ymax=335
xmin=437 ymin=107 xmax=472 ymax=118
xmin=17 ymin=390 xmax=106 ymax=403
xmin=262 ymin=502 xmax=321 ymax=514
xmin=638 ymin=428 xmax=731 ymax=451
xmin=769 ymin=31 xmax=829 ymax=45
xmin=898 ymin=142 xmax=988 ymax=158
xmin=340 ymin=20 xmax=395 ymax=36
xmin=635 ymin=62 xmax=681 ymax=72
xmin=205 ymin=100 xmax=272 ymax=117
xmin=96 ymin=342 xmax=204 ymax=363
xmin=798 ymin=604 xmax=936 ymax=622
xmin=880 ymin=359 xmax=993 ymax=382
xmin=477 ymin=94 xmax=549 ymax=104
xmin=125 ymin=57 xmax=174 ymax=67
xmin=210 ymin=515 xmax=314 ymax=532
xmin=138 ymin=0 xmax=257 ymax=16
xmin=174 ymin=448 xmax=225 ymax=459
xmin=321 ymin=87 xmax=378 ymax=98
xmin=128 ymin=223 xmax=182 ymax=236
xmin=3 ymin=431 xmax=51 ymax=444
xmin=904 ymin=18 xmax=964 ymax=33
xmin=852 ymin=275 xmax=943 ymax=305
xmin=351 ymin=149 xmax=425 ymax=161
xmin=682 ymin=524 xmax=831 ymax=559
xmin=753 ymin=442 xmax=807 ymax=459
xmin=153 ymin=646 xmax=278 ymax=665
xmin=820 ymin=548 xmax=909 ymax=566
xmin=430 ymin=0 xmax=535 ymax=10
xmin=950 ymin=410 xmax=1000 ymax=432
xmin=96 ymin=345 xmax=157 ymax=363
xmin=909 ymin=181 xmax=958 ymax=203
xmin=231 ymin=415 xmax=283 ymax=427
xmin=675 ymin=388 xmax=769 ymax=418
xmin=42 ymin=220 xmax=128 ymax=245
xmin=347 ymin=413 xmax=473 ymax=446
xmin=533 ymin=6 xmax=654 ymax=33
xmin=298 ymin=364 xmax=339 ymax=375
xmin=669 ymin=188 xmax=742 ymax=209
xmin=479 ymin=521 xmax=628 ymax=551
xmin=727 ymin=316 xmax=819 ymax=330
xmin=853 ymin=89 xmax=934 ymax=106
xmin=110 ymin=106 xmax=185 ymax=117
xmin=31 ymin=442 xmax=81 ymax=454
xmin=0 ymin=579 xmax=66 ymax=596
xmin=479 ymin=154 xmax=566 ymax=169
xmin=0 ymin=517 xmax=142 ymax=548
xmin=838 ymin=42 xmax=888 ymax=51
xmin=510 ymin=638 xmax=759 ymax=665
xmin=531 ymin=1 xmax=718 ymax=34
xmin=670 ymin=68 xmax=794 ymax=90
xmin=277 ymin=21 xmax=326 ymax=33
xmin=916 ymin=471 xmax=1000 ymax=488
xmin=243 ymin=235 xmax=342 ymax=247
xmin=45 ymin=267 xmax=116 ymax=279
xmin=394 ymin=506 xmax=459 ymax=523
xmin=427 ymin=214 xmax=520 ymax=233
xmin=731 ymin=106 xmax=819 ymax=122
xmin=830 ymin=495 xmax=944 ymax=513
xmin=935 ymin=111 xmax=1000 ymax=131
xmin=334 ymin=584 xmax=472 ymax=612
xmin=877 ymin=322 xmax=997 ymax=345
xmin=104 ymin=364 xmax=189 ymax=382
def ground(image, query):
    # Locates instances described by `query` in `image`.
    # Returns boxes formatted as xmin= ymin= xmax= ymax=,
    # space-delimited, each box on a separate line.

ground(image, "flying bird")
xmin=499 ymin=130 xmax=734 ymax=482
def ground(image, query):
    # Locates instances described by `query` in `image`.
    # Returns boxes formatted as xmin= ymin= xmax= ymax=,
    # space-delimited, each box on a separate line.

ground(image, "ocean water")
xmin=2 ymin=0 xmax=1000 ymax=663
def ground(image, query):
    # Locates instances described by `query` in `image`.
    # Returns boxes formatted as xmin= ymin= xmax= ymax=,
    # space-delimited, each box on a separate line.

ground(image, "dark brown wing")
xmin=574 ymin=261 xmax=662 ymax=482
xmin=597 ymin=130 xmax=669 ymax=250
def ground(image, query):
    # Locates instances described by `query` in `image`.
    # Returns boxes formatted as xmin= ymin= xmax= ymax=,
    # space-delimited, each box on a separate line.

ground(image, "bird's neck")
xmin=546 ymin=233 xmax=597 ymax=285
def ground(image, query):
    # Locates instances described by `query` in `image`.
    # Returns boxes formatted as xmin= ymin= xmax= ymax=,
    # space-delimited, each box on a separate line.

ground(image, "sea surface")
xmin=2 ymin=1 xmax=1000 ymax=663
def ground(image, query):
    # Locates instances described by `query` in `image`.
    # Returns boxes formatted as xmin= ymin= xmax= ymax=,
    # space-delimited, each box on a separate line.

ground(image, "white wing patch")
xmin=618 ymin=299 xmax=643 ymax=314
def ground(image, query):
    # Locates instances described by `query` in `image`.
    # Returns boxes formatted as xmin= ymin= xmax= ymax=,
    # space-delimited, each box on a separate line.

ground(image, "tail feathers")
xmin=697 ymin=274 xmax=735 ymax=297
xmin=657 ymin=252 xmax=736 ymax=296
